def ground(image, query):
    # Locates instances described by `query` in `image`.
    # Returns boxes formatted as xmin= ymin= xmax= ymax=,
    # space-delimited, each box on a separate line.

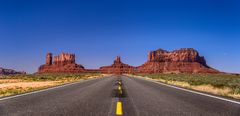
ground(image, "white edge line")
xmin=135 ymin=76 xmax=240 ymax=105
xmin=0 ymin=77 xmax=102 ymax=101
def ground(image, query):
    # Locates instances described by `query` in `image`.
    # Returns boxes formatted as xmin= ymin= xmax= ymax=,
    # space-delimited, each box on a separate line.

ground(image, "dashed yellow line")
xmin=118 ymin=86 xmax=122 ymax=91
xmin=116 ymin=101 xmax=123 ymax=115
xmin=119 ymin=90 xmax=122 ymax=95
xmin=116 ymin=80 xmax=123 ymax=115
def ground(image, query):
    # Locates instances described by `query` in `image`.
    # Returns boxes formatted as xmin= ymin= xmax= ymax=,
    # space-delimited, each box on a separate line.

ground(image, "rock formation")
xmin=0 ymin=67 xmax=26 ymax=75
xmin=38 ymin=49 xmax=220 ymax=74
xmin=53 ymin=53 xmax=75 ymax=65
xmin=138 ymin=48 xmax=219 ymax=73
xmin=38 ymin=52 xmax=85 ymax=73
xmin=100 ymin=56 xmax=136 ymax=74
xmin=46 ymin=53 xmax=52 ymax=65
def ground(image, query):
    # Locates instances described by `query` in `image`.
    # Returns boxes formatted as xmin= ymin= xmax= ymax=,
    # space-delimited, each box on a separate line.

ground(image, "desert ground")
xmin=0 ymin=73 xmax=103 ymax=97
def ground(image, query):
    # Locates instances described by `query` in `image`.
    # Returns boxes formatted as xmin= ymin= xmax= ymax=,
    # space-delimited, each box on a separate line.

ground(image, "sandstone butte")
xmin=100 ymin=56 xmax=136 ymax=74
xmin=38 ymin=52 xmax=85 ymax=73
xmin=0 ymin=67 xmax=26 ymax=75
xmin=38 ymin=48 xmax=220 ymax=74
xmin=137 ymin=48 xmax=219 ymax=73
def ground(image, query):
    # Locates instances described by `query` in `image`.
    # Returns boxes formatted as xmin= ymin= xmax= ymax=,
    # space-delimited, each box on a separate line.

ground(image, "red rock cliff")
xmin=53 ymin=53 xmax=76 ymax=65
xmin=138 ymin=48 xmax=219 ymax=73
xmin=38 ymin=52 xmax=85 ymax=73
xmin=100 ymin=56 xmax=136 ymax=74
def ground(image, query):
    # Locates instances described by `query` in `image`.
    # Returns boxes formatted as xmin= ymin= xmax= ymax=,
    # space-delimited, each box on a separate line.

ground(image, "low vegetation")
xmin=134 ymin=73 xmax=240 ymax=99
xmin=0 ymin=73 xmax=103 ymax=97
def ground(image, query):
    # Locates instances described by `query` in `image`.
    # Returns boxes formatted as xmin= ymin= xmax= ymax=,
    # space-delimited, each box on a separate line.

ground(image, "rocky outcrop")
xmin=38 ymin=49 xmax=220 ymax=74
xmin=100 ymin=56 xmax=136 ymax=74
xmin=38 ymin=52 xmax=85 ymax=73
xmin=0 ymin=67 xmax=26 ymax=75
xmin=53 ymin=53 xmax=75 ymax=65
xmin=138 ymin=48 xmax=219 ymax=73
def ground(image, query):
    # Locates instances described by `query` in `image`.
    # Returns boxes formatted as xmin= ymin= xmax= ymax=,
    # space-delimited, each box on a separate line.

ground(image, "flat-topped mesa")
xmin=148 ymin=48 xmax=207 ymax=66
xmin=139 ymin=48 xmax=219 ymax=73
xmin=38 ymin=52 xmax=85 ymax=73
xmin=100 ymin=56 xmax=136 ymax=74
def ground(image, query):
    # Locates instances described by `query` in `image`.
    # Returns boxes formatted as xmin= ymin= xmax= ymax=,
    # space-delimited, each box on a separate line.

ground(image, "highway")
xmin=0 ymin=75 xmax=240 ymax=116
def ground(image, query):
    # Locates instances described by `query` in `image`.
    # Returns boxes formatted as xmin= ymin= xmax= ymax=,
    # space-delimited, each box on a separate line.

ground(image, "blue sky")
xmin=0 ymin=0 xmax=239 ymax=73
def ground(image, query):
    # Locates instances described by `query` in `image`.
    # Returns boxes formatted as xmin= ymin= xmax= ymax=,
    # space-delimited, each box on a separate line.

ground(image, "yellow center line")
xmin=119 ymin=90 xmax=122 ymax=95
xmin=118 ymin=86 xmax=122 ymax=91
xmin=116 ymin=80 xmax=123 ymax=115
xmin=116 ymin=101 xmax=123 ymax=115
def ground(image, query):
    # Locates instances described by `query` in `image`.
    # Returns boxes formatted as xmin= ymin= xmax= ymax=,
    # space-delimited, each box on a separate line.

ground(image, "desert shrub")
xmin=138 ymin=73 xmax=240 ymax=92
xmin=1 ymin=73 xmax=101 ymax=81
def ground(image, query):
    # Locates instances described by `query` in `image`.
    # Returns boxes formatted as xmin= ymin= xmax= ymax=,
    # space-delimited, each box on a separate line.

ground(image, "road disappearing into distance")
xmin=0 ymin=75 xmax=240 ymax=116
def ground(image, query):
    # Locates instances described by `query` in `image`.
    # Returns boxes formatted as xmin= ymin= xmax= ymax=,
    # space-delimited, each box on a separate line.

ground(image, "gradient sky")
xmin=0 ymin=0 xmax=239 ymax=73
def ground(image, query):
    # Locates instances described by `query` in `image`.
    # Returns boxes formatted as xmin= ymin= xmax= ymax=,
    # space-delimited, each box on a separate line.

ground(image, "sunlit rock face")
xmin=138 ymin=48 xmax=219 ymax=73
xmin=38 ymin=52 xmax=85 ymax=73
xmin=100 ymin=56 xmax=136 ymax=74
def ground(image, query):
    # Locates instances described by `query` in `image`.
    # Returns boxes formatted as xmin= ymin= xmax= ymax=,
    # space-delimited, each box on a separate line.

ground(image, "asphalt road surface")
xmin=0 ymin=75 xmax=240 ymax=116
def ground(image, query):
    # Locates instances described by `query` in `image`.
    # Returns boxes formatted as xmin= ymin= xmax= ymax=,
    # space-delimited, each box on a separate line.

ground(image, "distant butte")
xmin=138 ymin=48 xmax=219 ymax=73
xmin=37 ymin=48 xmax=220 ymax=74
xmin=100 ymin=56 xmax=136 ymax=74
xmin=38 ymin=52 xmax=85 ymax=73
xmin=0 ymin=67 xmax=26 ymax=75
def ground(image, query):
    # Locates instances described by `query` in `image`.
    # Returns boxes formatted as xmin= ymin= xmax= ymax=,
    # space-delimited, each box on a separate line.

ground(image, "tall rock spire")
xmin=46 ymin=53 xmax=52 ymax=65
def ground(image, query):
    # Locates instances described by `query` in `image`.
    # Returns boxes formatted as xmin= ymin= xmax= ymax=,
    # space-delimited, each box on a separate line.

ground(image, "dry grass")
xmin=166 ymin=80 xmax=237 ymax=98
xmin=191 ymin=85 xmax=231 ymax=95
xmin=128 ymin=74 xmax=240 ymax=99
xmin=0 ymin=79 xmax=25 ymax=83
xmin=0 ymin=81 xmax=60 ymax=89
xmin=229 ymin=94 xmax=240 ymax=99
xmin=0 ymin=81 xmax=60 ymax=97
xmin=0 ymin=73 xmax=103 ymax=97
